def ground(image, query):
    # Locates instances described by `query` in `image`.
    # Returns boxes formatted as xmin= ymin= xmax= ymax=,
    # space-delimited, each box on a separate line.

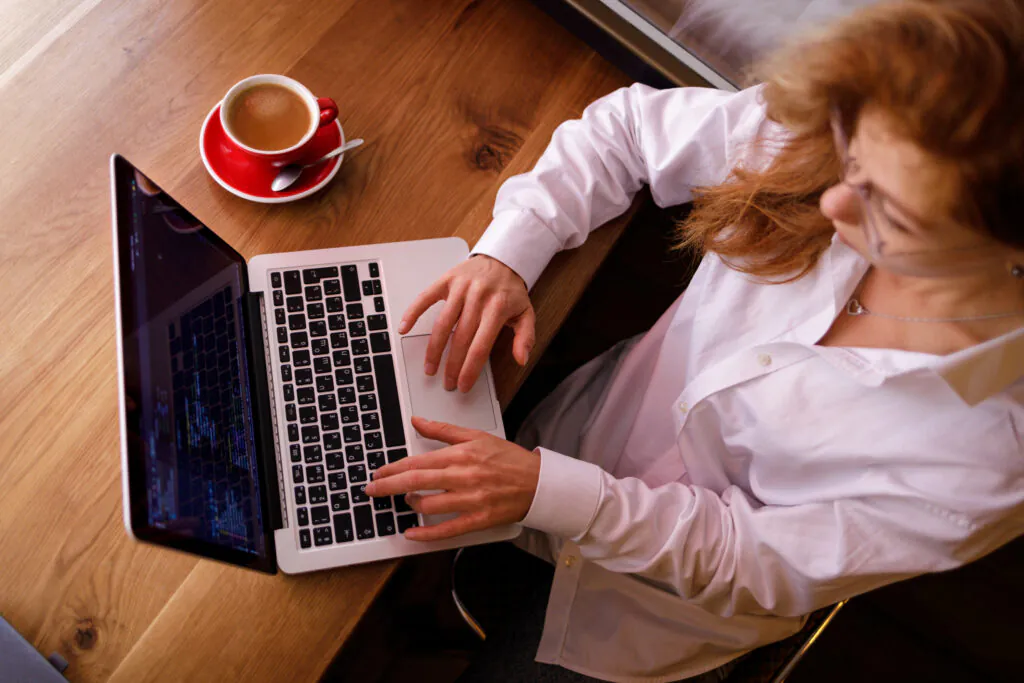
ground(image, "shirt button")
xmin=564 ymin=556 xmax=576 ymax=568
xmin=758 ymin=353 xmax=772 ymax=367
xmin=678 ymin=401 xmax=689 ymax=414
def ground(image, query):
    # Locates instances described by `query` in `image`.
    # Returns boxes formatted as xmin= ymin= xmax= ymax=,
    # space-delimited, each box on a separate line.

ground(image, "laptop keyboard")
xmin=268 ymin=262 xmax=420 ymax=550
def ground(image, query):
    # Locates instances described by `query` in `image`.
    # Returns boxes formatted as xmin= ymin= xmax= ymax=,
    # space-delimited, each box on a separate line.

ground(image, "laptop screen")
xmin=113 ymin=156 xmax=273 ymax=571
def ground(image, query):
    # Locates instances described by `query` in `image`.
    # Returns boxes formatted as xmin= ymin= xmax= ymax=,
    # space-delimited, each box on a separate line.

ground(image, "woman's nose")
xmin=820 ymin=183 xmax=863 ymax=225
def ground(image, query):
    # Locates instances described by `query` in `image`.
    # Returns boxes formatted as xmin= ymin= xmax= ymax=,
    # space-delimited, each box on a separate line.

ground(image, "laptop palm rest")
xmin=400 ymin=335 xmax=497 ymax=433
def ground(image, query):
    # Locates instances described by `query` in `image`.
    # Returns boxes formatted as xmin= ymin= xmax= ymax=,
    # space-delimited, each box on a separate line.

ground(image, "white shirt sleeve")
xmin=522 ymin=447 xmax=1024 ymax=618
xmin=470 ymin=83 xmax=773 ymax=290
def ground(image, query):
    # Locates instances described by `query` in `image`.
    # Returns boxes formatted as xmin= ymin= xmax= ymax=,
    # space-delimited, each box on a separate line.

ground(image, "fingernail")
xmin=398 ymin=319 xmax=409 ymax=334
xmin=445 ymin=379 xmax=456 ymax=392
xmin=425 ymin=362 xmax=437 ymax=375
xmin=364 ymin=482 xmax=376 ymax=494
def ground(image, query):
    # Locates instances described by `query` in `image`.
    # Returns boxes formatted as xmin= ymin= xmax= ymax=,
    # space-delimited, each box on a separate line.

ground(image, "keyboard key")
xmin=369 ymin=263 xmax=380 ymax=278
xmin=281 ymin=365 xmax=294 ymax=383
xmin=374 ymin=496 xmax=392 ymax=511
xmin=395 ymin=494 xmax=412 ymax=513
xmin=297 ymin=507 xmax=309 ymax=526
xmin=387 ymin=448 xmax=407 ymax=464
xmin=324 ymin=279 xmax=341 ymax=296
xmin=341 ymin=265 xmax=361 ymax=301
xmin=330 ymin=332 xmax=348 ymax=349
xmin=305 ymin=285 xmax=323 ymax=302
xmin=290 ymin=444 xmax=301 ymax=463
xmin=273 ymin=290 xmax=285 ymax=307
xmin=327 ymin=296 xmax=344 ymax=313
xmin=349 ymin=320 xmax=367 ymax=338
xmin=314 ymin=526 xmax=333 ymax=546
xmin=333 ymin=349 xmax=351 ymax=367
xmin=293 ymin=350 xmax=311 ymax=367
xmin=311 ymin=338 xmax=330 ymax=356
xmin=283 ymin=384 xmax=295 ymax=401
xmin=357 ymin=375 xmax=375 ymax=393
xmin=370 ymin=331 xmax=391 ymax=353
xmin=275 ymin=308 xmax=286 ymax=325
xmin=343 ymin=425 xmax=361 ymax=443
xmin=288 ymin=424 xmax=299 ymax=443
xmin=354 ymin=356 xmax=372 ymax=374
xmin=309 ymin=485 xmax=328 ymax=504
xmin=295 ymin=368 xmax=313 ymax=386
xmin=301 ymin=425 xmax=320 ymax=444
xmin=328 ymin=314 xmax=346 ymax=330
xmin=336 ymin=368 xmax=354 ymax=386
xmin=277 ymin=327 xmax=288 ymax=344
xmin=365 ymin=432 xmax=383 ymax=450
xmin=376 ymin=511 xmax=397 ymax=536
xmin=297 ymin=387 xmax=315 ymax=405
xmin=367 ymin=314 xmax=387 ymax=331
xmin=318 ymin=393 xmax=337 ymax=412
xmin=302 ymin=268 xmax=321 ymax=284
xmin=374 ymin=354 xmax=406 ymax=447
xmin=287 ymin=295 xmax=304 ymax=312
xmin=334 ymin=513 xmax=354 ymax=543
xmin=285 ymin=403 xmax=297 ymax=422
xmin=316 ymin=374 xmax=335 ymax=393
xmin=291 ymin=331 xmax=309 ymax=348
xmin=397 ymin=514 xmax=419 ymax=533
xmin=284 ymin=270 xmax=301 ymax=294
xmin=300 ymin=406 xmax=317 ymax=424
xmin=324 ymin=432 xmax=342 ymax=452
xmin=354 ymin=505 xmax=375 ymax=539
xmin=321 ymin=412 xmax=339 ymax=431
xmin=328 ymin=471 xmax=347 ymax=491
xmin=352 ymin=339 xmax=369 ymax=355
xmin=294 ymin=485 xmax=306 ymax=505
xmin=349 ymin=463 xmax=367 ymax=483
xmin=338 ymin=387 xmax=356 ymax=405
xmin=362 ymin=412 xmax=380 ymax=430
xmin=372 ymin=279 xmax=382 ymax=295
xmin=346 ymin=303 xmax=364 ymax=319
xmin=310 ymin=321 xmax=327 ymax=337
xmin=271 ymin=272 xmax=282 ymax=288
xmin=320 ymin=266 xmax=339 ymax=279
xmin=359 ymin=393 xmax=378 ymax=411
xmin=307 ymin=302 xmax=325 ymax=319
xmin=326 ymin=451 xmax=344 ymax=471
xmin=351 ymin=483 xmax=369 ymax=503
xmin=306 ymin=465 xmax=325 ymax=483
xmin=314 ymin=357 xmax=332 ymax=374
xmin=304 ymin=445 xmax=323 ymax=463
xmin=299 ymin=528 xmax=312 ymax=548
xmin=374 ymin=296 xmax=385 ymax=312
xmin=311 ymin=505 xmax=331 ymax=525
xmin=331 ymin=491 xmax=350 ymax=512
xmin=362 ymin=281 xmax=373 ymax=296
xmin=288 ymin=313 xmax=306 ymax=331
xmin=341 ymin=405 xmax=358 ymax=423
xmin=367 ymin=451 xmax=386 ymax=470
xmin=346 ymin=444 xmax=364 ymax=463
xmin=278 ymin=346 xmax=290 ymax=363
xmin=292 ymin=464 xmax=304 ymax=483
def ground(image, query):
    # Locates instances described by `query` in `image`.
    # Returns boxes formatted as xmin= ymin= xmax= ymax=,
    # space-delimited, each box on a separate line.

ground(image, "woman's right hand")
xmin=398 ymin=254 xmax=535 ymax=393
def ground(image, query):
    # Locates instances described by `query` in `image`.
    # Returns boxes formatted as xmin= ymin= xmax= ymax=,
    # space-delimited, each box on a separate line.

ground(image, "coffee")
xmin=224 ymin=83 xmax=312 ymax=151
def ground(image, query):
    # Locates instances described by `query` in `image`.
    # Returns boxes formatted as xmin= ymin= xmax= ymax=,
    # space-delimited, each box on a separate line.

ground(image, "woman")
xmin=364 ymin=0 xmax=1024 ymax=680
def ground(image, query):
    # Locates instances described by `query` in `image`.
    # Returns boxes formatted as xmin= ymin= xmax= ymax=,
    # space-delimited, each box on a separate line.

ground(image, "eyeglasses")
xmin=828 ymin=105 xmax=1004 ymax=277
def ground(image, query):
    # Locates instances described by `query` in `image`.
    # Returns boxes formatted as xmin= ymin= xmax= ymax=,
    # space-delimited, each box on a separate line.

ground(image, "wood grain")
xmin=0 ymin=0 xmax=632 ymax=680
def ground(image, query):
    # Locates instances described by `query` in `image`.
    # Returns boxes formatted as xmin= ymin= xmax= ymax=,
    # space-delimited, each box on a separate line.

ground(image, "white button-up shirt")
xmin=470 ymin=83 xmax=1024 ymax=683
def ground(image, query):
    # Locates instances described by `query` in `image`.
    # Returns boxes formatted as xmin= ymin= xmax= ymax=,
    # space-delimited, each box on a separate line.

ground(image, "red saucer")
xmin=199 ymin=103 xmax=344 ymax=203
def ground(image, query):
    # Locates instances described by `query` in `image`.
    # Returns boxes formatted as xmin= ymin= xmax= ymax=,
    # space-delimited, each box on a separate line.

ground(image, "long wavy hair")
xmin=678 ymin=0 xmax=1024 ymax=282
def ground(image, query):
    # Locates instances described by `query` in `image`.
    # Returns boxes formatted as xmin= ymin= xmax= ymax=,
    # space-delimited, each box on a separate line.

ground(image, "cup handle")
xmin=317 ymin=97 xmax=338 ymax=128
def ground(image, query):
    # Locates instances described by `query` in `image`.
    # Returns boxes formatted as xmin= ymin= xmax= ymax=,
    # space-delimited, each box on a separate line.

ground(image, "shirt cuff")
xmin=470 ymin=211 xmax=563 ymax=291
xmin=521 ymin=447 xmax=603 ymax=539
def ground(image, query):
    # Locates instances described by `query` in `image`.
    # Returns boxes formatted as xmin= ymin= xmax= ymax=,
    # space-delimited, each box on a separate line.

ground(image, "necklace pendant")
xmin=846 ymin=298 xmax=866 ymax=316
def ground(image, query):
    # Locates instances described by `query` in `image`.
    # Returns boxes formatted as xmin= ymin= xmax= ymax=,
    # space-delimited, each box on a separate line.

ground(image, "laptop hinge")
xmin=245 ymin=292 xmax=285 ymax=532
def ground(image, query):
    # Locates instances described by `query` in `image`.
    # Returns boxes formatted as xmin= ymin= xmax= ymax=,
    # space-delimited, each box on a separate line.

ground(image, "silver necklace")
xmin=846 ymin=297 xmax=1024 ymax=323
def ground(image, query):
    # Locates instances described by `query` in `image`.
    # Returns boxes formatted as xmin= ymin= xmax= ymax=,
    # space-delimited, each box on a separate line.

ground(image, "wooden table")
xmin=0 ymin=0 xmax=632 ymax=680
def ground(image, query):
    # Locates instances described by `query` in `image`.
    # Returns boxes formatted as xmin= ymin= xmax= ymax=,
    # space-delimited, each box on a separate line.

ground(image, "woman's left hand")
xmin=364 ymin=416 xmax=540 ymax=541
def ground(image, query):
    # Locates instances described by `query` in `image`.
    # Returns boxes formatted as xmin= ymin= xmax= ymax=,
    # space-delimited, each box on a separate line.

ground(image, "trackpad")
xmin=400 ymin=335 xmax=497 ymax=432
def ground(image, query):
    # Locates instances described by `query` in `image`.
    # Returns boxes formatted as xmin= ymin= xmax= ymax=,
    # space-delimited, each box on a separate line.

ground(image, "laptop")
xmin=110 ymin=154 xmax=520 ymax=574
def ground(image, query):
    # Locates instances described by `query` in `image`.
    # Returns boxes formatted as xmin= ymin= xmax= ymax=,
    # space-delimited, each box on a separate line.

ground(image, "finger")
xmin=444 ymin=289 xmax=483 ymax=391
xmin=400 ymin=278 xmax=449 ymax=335
xmin=404 ymin=491 xmax=479 ymax=516
xmin=405 ymin=512 xmax=490 ymax=542
xmin=511 ymin=306 xmax=537 ymax=366
xmin=424 ymin=282 xmax=468 ymax=376
xmin=362 ymin=467 xmax=460 ymax=497
xmin=366 ymin=444 xmax=466 ymax=484
xmin=411 ymin=416 xmax=483 ymax=445
xmin=457 ymin=303 xmax=506 ymax=393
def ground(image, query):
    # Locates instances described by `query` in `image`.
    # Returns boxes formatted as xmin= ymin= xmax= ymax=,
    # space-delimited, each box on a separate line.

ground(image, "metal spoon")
xmin=271 ymin=138 xmax=364 ymax=192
